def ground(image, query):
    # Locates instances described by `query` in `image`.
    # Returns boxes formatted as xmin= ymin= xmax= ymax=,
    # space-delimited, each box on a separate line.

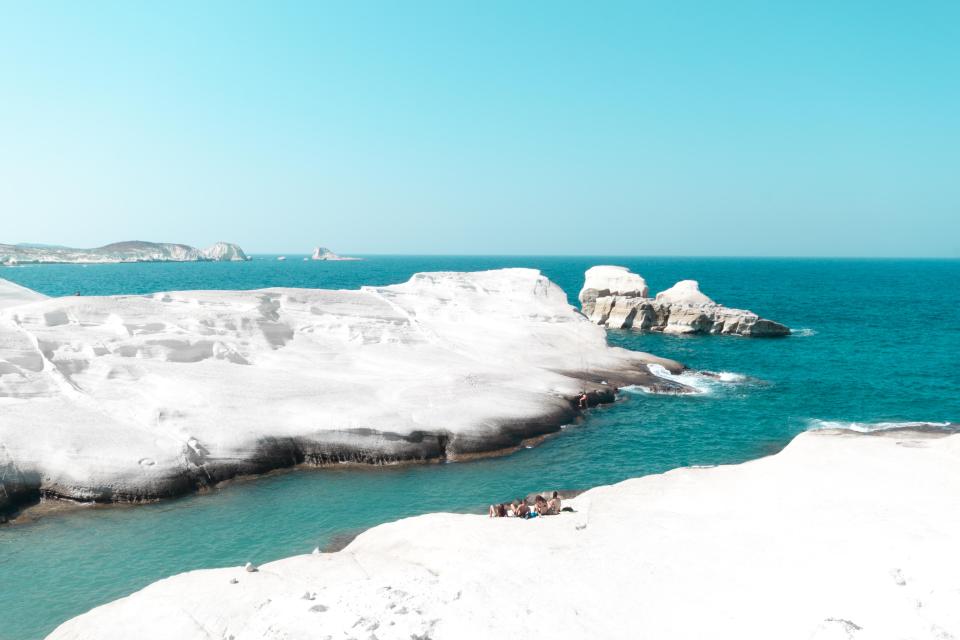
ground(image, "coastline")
xmin=0 ymin=241 xmax=249 ymax=265
xmin=3 ymin=257 xmax=958 ymax=640
xmin=2 ymin=413 xmax=593 ymax=525
xmin=48 ymin=428 xmax=960 ymax=639
xmin=0 ymin=269 xmax=693 ymax=520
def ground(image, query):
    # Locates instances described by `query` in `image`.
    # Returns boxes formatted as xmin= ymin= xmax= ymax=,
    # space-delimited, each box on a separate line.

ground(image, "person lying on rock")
xmin=488 ymin=502 xmax=508 ymax=518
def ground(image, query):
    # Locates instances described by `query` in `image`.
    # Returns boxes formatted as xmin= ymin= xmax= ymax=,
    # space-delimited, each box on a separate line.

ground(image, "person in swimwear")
xmin=533 ymin=494 xmax=548 ymax=516
xmin=546 ymin=491 xmax=562 ymax=515
xmin=488 ymin=502 xmax=507 ymax=518
xmin=578 ymin=392 xmax=589 ymax=409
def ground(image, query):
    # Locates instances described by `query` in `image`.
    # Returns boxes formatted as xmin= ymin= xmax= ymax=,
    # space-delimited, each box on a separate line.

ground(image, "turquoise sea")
xmin=1 ymin=256 xmax=958 ymax=639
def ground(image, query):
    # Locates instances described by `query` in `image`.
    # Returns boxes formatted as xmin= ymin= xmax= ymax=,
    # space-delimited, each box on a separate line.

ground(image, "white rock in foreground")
xmin=47 ymin=429 xmax=960 ymax=640
xmin=0 ymin=270 xmax=686 ymax=515
xmin=580 ymin=266 xmax=790 ymax=336
xmin=0 ymin=277 xmax=48 ymax=310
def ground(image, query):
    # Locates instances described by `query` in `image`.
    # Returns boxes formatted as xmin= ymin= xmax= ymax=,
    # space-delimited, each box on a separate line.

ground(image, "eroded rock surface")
xmin=47 ymin=430 xmax=960 ymax=640
xmin=0 ymin=270 xmax=689 ymax=515
xmin=580 ymin=266 xmax=789 ymax=336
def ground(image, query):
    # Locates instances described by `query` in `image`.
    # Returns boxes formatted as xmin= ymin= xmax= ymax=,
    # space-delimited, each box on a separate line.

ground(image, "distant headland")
xmin=0 ymin=241 xmax=249 ymax=265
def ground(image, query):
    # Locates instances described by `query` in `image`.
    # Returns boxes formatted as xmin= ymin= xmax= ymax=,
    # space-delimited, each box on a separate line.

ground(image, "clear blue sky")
xmin=1 ymin=2 xmax=957 ymax=256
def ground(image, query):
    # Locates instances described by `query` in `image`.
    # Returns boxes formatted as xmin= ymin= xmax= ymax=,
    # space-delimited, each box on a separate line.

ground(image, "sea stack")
xmin=311 ymin=247 xmax=360 ymax=261
xmin=579 ymin=266 xmax=790 ymax=337
xmin=200 ymin=242 xmax=249 ymax=262
xmin=579 ymin=265 xmax=649 ymax=317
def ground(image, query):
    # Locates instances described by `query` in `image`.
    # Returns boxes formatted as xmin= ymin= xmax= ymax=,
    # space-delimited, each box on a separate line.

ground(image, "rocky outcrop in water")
xmin=200 ymin=242 xmax=249 ymax=262
xmin=0 ymin=241 xmax=248 ymax=265
xmin=580 ymin=266 xmax=790 ymax=337
xmin=311 ymin=247 xmax=360 ymax=261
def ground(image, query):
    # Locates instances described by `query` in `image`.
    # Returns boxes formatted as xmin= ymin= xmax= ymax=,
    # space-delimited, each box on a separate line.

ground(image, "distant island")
xmin=0 ymin=241 xmax=249 ymax=265
xmin=311 ymin=246 xmax=361 ymax=261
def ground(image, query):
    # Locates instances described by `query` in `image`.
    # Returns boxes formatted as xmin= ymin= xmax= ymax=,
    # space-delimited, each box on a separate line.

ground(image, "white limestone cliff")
xmin=46 ymin=428 xmax=960 ymax=640
xmin=580 ymin=265 xmax=649 ymax=299
xmin=0 ymin=270 xmax=690 ymax=517
xmin=0 ymin=241 xmax=249 ymax=264
xmin=580 ymin=266 xmax=790 ymax=337
xmin=200 ymin=242 xmax=249 ymax=261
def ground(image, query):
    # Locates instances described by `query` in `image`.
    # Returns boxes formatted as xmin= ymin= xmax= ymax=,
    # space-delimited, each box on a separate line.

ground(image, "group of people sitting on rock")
xmin=488 ymin=491 xmax=565 ymax=519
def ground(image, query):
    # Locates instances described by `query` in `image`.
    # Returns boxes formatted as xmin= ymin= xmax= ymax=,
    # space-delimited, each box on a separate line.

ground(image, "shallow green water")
xmin=1 ymin=256 xmax=958 ymax=639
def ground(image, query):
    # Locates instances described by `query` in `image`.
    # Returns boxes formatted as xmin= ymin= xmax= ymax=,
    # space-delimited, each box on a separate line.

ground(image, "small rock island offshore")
xmin=579 ymin=265 xmax=789 ymax=336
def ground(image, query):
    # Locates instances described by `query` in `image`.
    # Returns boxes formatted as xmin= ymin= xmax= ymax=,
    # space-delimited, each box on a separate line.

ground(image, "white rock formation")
xmin=0 ymin=270 xmax=688 ymax=515
xmin=577 ymin=265 xmax=648 ymax=322
xmin=0 ymin=276 xmax=48 ymax=310
xmin=311 ymin=246 xmax=360 ymax=261
xmin=47 ymin=429 xmax=960 ymax=640
xmin=580 ymin=265 xmax=649 ymax=300
xmin=0 ymin=241 xmax=248 ymax=264
xmin=580 ymin=266 xmax=789 ymax=337
xmin=200 ymin=242 xmax=249 ymax=262
xmin=654 ymin=279 xmax=714 ymax=305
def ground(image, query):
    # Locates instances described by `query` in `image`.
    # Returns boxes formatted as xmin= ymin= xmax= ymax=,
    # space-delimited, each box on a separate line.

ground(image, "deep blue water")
xmin=1 ymin=256 xmax=958 ymax=639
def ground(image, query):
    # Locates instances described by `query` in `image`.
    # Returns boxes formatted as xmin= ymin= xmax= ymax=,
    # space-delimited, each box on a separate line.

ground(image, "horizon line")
xmin=245 ymin=252 xmax=960 ymax=260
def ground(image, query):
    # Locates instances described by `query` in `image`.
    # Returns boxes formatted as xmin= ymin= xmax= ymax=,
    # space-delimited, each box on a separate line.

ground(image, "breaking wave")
xmin=636 ymin=364 xmax=749 ymax=395
xmin=807 ymin=419 xmax=959 ymax=434
xmin=791 ymin=328 xmax=817 ymax=337
xmin=707 ymin=371 xmax=747 ymax=383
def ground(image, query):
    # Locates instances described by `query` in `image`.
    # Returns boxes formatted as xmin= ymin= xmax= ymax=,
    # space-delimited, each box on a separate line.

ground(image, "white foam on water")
xmin=791 ymin=328 xmax=817 ymax=337
xmin=807 ymin=419 xmax=956 ymax=433
xmin=640 ymin=364 xmax=748 ymax=395
xmin=710 ymin=371 xmax=747 ymax=383
xmin=646 ymin=364 xmax=710 ymax=393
